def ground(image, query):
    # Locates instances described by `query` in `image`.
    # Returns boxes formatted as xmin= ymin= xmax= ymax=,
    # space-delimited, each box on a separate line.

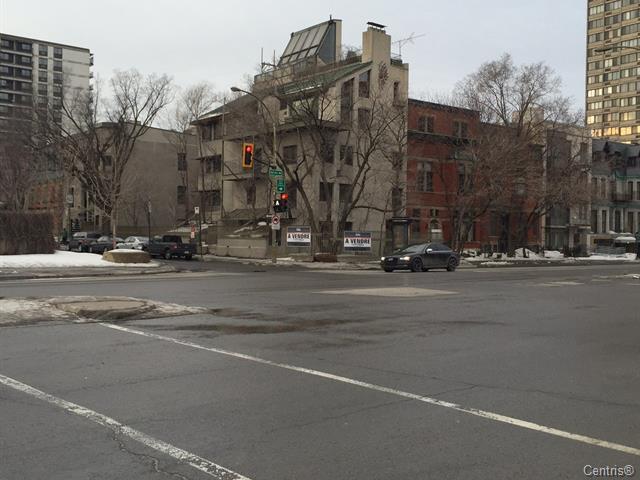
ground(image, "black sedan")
xmin=380 ymin=243 xmax=459 ymax=272
xmin=88 ymin=236 xmax=124 ymax=254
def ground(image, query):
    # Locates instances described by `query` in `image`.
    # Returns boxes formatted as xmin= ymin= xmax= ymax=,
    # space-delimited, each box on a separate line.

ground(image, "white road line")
xmin=101 ymin=323 xmax=640 ymax=458
xmin=0 ymin=374 xmax=252 ymax=480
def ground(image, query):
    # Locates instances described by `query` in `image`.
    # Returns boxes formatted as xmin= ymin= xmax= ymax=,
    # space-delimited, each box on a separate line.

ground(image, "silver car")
xmin=116 ymin=236 xmax=150 ymax=251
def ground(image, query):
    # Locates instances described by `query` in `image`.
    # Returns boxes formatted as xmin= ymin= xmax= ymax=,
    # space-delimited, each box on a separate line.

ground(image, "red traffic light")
xmin=280 ymin=193 xmax=289 ymax=200
xmin=245 ymin=145 xmax=253 ymax=153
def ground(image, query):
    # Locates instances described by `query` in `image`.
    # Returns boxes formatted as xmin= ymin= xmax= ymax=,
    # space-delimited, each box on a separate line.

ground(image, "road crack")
xmin=110 ymin=429 xmax=191 ymax=480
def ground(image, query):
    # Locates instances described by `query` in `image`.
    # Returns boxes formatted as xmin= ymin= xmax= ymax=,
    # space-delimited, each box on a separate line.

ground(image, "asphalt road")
xmin=1 ymin=261 xmax=639 ymax=479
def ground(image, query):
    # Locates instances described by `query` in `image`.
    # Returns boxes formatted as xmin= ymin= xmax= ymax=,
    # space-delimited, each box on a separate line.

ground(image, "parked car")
xmin=380 ymin=243 xmax=459 ymax=272
xmin=116 ymin=236 xmax=149 ymax=251
xmin=68 ymin=232 xmax=102 ymax=252
xmin=88 ymin=236 xmax=124 ymax=254
xmin=147 ymin=235 xmax=196 ymax=260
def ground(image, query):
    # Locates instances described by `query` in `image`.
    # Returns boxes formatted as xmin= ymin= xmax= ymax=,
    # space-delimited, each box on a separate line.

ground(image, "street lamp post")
xmin=230 ymin=86 xmax=278 ymax=264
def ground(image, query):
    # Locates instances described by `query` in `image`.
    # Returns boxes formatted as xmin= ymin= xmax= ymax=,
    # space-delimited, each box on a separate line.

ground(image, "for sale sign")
xmin=343 ymin=231 xmax=372 ymax=251
xmin=286 ymin=226 xmax=311 ymax=247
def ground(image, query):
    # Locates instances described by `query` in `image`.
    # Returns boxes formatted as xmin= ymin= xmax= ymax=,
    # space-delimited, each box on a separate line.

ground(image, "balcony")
xmin=611 ymin=192 xmax=632 ymax=202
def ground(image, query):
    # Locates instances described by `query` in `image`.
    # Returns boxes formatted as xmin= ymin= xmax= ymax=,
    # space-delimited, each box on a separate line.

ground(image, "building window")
xmin=340 ymin=145 xmax=353 ymax=166
xmin=53 ymin=60 xmax=62 ymax=72
xmin=339 ymin=184 xmax=351 ymax=206
xmin=628 ymin=212 xmax=634 ymax=233
xmin=207 ymin=190 xmax=221 ymax=208
xmin=600 ymin=178 xmax=606 ymax=198
xmin=53 ymin=72 xmax=62 ymax=84
xmin=283 ymin=145 xmax=297 ymax=164
xmin=0 ymin=52 xmax=10 ymax=61
xmin=614 ymin=210 xmax=621 ymax=232
xmin=453 ymin=120 xmax=469 ymax=138
xmin=602 ymin=210 xmax=608 ymax=234
xmin=319 ymin=182 xmax=333 ymax=203
xmin=246 ymin=184 xmax=256 ymax=205
xmin=19 ymin=42 xmax=32 ymax=53
xmin=358 ymin=108 xmax=370 ymax=130
xmin=340 ymin=78 xmax=353 ymax=123
xmin=417 ymin=115 xmax=434 ymax=133
xmin=202 ymin=155 xmax=221 ymax=173
xmin=177 ymin=186 xmax=186 ymax=205
xmin=39 ymin=71 xmax=48 ymax=82
xmin=393 ymin=81 xmax=400 ymax=103
xmin=458 ymin=163 xmax=466 ymax=193
xmin=358 ymin=70 xmax=370 ymax=98
xmin=53 ymin=85 xmax=62 ymax=97
xmin=53 ymin=46 xmax=62 ymax=59
xmin=200 ymin=124 xmax=212 ymax=141
xmin=39 ymin=45 xmax=48 ymax=57
xmin=416 ymin=161 xmax=433 ymax=192
xmin=177 ymin=152 xmax=187 ymax=171
xmin=591 ymin=210 xmax=598 ymax=234
xmin=38 ymin=58 xmax=47 ymax=69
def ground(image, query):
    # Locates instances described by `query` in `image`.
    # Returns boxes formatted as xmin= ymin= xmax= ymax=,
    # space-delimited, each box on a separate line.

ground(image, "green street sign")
xmin=276 ymin=178 xmax=286 ymax=193
xmin=269 ymin=168 xmax=284 ymax=178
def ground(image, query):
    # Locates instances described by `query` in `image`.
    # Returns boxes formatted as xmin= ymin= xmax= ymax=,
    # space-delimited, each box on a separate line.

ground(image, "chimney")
xmin=362 ymin=22 xmax=391 ymax=63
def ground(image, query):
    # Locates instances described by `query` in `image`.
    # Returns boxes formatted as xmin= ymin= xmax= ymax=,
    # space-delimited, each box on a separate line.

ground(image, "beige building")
xmin=60 ymin=125 xmax=199 ymax=237
xmin=586 ymin=0 xmax=640 ymax=142
xmin=195 ymin=20 xmax=409 ymax=254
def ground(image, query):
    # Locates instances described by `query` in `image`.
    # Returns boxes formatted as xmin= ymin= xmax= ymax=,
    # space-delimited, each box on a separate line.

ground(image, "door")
xmin=432 ymin=244 xmax=451 ymax=268
xmin=423 ymin=244 xmax=438 ymax=268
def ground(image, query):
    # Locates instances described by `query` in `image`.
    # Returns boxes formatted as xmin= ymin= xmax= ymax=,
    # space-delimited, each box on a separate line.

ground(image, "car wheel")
xmin=410 ymin=258 xmax=423 ymax=272
xmin=383 ymin=268 xmax=394 ymax=273
xmin=184 ymin=253 xmax=192 ymax=261
xmin=164 ymin=249 xmax=172 ymax=260
xmin=446 ymin=257 xmax=457 ymax=272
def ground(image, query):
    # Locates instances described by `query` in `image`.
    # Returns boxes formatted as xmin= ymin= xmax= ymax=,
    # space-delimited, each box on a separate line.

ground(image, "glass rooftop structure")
xmin=279 ymin=20 xmax=338 ymax=66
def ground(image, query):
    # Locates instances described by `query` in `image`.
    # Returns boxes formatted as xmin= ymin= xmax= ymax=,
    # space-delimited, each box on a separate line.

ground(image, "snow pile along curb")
xmin=0 ymin=251 xmax=160 ymax=268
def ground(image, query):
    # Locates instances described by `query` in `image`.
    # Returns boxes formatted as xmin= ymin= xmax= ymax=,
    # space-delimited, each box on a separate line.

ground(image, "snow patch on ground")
xmin=0 ymin=251 xmax=159 ymax=268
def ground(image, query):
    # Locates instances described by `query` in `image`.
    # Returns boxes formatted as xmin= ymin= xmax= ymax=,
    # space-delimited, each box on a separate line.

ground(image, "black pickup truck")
xmin=147 ymin=235 xmax=196 ymax=260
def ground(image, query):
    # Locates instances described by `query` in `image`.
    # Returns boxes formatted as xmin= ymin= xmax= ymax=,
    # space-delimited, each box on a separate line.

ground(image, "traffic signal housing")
xmin=242 ymin=143 xmax=254 ymax=169
xmin=273 ymin=193 xmax=289 ymax=213
xmin=280 ymin=193 xmax=289 ymax=212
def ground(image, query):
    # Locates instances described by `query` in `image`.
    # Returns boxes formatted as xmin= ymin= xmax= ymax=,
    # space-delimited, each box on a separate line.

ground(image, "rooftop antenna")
xmin=392 ymin=32 xmax=426 ymax=57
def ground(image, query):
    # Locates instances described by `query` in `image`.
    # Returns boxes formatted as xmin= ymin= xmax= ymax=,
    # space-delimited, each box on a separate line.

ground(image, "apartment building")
xmin=590 ymin=139 xmax=640 ymax=247
xmin=0 ymin=33 xmax=92 ymax=129
xmin=586 ymin=0 xmax=640 ymax=142
xmin=195 ymin=19 xmax=409 ymax=254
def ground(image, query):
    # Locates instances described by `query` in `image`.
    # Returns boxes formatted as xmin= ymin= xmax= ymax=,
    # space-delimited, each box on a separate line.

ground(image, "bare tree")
xmin=41 ymin=69 xmax=173 ymax=247
xmin=164 ymin=82 xmax=217 ymax=222
xmin=449 ymin=54 xmax=587 ymax=254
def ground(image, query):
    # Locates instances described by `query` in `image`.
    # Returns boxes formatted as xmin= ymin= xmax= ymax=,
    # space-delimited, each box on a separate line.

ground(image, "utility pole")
xmin=146 ymin=200 xmax=152 ymax=246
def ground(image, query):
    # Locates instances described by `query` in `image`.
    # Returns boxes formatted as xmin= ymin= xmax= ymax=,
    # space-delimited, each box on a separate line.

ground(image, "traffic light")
xmin=273 ymin=197 xmax=282 ymax=213
xmin=280 ymin=193 xmax=289 ymax=212
xmin=242 ymin=143 xmax=254 ymax=169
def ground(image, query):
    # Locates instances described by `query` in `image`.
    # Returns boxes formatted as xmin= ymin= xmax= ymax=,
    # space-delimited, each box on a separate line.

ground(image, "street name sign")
xmin=269 ymin=168 xmax=284 ymax=177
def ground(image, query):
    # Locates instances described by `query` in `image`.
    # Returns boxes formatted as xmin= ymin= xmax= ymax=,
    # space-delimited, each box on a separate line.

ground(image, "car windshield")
xmin=395 ymin=244 xmax=426 ymax=254
xmin=97 ymin=236 xmax=111 ymax=242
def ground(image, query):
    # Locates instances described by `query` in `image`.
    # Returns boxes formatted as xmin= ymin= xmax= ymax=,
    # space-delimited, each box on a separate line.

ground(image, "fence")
xmin=0 ymin=211 xmax=55 ymax=255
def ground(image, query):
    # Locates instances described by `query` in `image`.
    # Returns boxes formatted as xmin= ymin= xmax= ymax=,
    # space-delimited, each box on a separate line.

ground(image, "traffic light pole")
xmin=271 ymin=121 xmax=277 ymax=264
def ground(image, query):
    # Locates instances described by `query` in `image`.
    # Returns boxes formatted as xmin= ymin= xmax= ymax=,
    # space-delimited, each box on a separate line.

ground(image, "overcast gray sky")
xmin=0 ymin=0 xmax=586 ymax=109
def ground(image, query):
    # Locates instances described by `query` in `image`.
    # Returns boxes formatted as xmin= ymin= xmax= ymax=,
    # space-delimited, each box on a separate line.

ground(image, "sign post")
xmin=146 ymin=200 xmax=152 ymax=246
xmin=195 ymin=206 xmax=202 ymax=260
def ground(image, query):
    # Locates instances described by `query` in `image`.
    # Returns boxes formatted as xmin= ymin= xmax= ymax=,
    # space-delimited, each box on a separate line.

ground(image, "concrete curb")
xmin=0 ymin=265 xmax=177 ymax=281
xmin=202 ymin=254 xmax=639 ymax=271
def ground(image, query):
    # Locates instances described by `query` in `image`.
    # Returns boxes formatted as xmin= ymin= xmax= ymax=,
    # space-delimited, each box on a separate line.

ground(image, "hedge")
xmin=0 ymin=211 xmax=55 ymax=255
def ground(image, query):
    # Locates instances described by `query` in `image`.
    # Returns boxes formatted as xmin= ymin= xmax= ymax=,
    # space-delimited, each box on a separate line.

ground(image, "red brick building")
xmin=406 ymin=99 xmax=542 ymax=251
